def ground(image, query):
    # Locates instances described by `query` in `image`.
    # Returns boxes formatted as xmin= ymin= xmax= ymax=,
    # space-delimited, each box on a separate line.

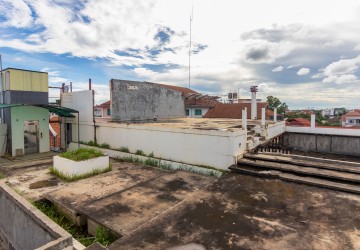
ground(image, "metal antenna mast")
xmin=189 ymin=7 xmax=193 ymax=88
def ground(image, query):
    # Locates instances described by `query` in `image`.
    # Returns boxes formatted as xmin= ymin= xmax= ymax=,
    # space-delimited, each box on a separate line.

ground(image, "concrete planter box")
xmin=53 ymin=155 xmax=109 ymax=176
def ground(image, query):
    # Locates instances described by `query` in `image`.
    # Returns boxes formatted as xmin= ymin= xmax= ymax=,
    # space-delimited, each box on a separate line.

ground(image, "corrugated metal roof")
xmin=0 ymin=104 xmax=24 ymax=108
xmin=35 ymin=105 xmax=78 ymax=117
xmin=0 ymin=104 xmax=78 ymax=118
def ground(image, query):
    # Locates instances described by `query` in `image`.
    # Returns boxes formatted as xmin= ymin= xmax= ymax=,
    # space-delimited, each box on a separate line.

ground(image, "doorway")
xmin=24 ymin=120 xmax=39 ymax=154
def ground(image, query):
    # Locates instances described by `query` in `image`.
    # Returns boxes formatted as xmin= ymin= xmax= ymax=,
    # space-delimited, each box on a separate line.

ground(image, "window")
xmin=195 ymin=109 xmax=202 ymax=116
xmin=107 ymin=109 xmax=111 ymax=116
xmin=186 ymin=109 xmax=189 ymax=116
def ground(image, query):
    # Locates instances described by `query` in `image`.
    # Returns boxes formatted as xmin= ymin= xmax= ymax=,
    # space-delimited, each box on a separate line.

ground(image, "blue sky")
xmin=1 ymin=0 xmax=360 ymax=108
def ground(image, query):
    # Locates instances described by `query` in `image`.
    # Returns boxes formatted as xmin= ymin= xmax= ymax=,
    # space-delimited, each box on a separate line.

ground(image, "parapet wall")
xmin=0 ymin=181 xmax=72 ymax=250
xmin=69 ymin=122 xmax=247 ymax=170
xmin=284 ymin=132 xmax=360 ymax=156
xmin=110 ymin=80 xmax=185 ymax=122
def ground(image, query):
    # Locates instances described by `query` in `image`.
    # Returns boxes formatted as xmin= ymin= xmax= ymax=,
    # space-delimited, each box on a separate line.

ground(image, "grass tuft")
xmin=119 ymin=146 xmax=129 ymax=153
xmin=0 ymin=172 xmax=4 ymax=179
xmin=118 ymin=156 xmax=143 ymax=164
xmin=95 ymin=226 xmax=118 ymax=247
xmin=60 ymin=148 xmax=104 ymax=162
xmin=135 ymin=149 xmax=145 ymax=156
xmin=34 ymin=200 xmax=117 ymax=246
xmin=148 ymin=152 xmax=154 ymax=157
xmin=49 ymin=164 xmax=112 ymax=182
xmin=144 ymin=158 xmax=159 ymax=167
xmin=99 ymin=143 xmax=110 ymax=149
xmin=87 ymin=140 xmax=97 ymax=146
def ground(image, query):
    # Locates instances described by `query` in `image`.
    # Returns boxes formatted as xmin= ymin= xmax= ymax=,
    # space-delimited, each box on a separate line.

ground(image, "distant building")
xmin=321 ymin=108 xmax=334 ymax=117
xmin=203 ymin=102 xmax=268 ymax=119
xmin=94 ymin=101 xmax=111 ymax=118
xmin=158 ymin=84 xmax=219 ymax=118
xmin=341 ymin=110 xmax=360 ymax=127
xmin=0 ymin=68 xmax=50 ymax=156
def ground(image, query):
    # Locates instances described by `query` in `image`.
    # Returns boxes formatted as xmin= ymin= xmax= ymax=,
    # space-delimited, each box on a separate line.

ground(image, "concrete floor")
xmin=111 ymin=173 xmax=360 ymax=250
xmin=4 ymin=159 xmax=360 ymax=250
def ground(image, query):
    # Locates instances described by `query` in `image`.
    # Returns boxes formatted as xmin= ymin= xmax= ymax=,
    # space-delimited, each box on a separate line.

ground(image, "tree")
xmin=266 ymin=96 xmax=288 ymax=114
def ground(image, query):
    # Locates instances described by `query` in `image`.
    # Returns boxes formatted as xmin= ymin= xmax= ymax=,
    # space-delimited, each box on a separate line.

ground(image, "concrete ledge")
xmin=0 ymin=181 xmax=73 ymax=250
xmin=69 ymin=143 xmax=225 ymax=174
xmin=54 ymin=155 xmax=109 ymax=176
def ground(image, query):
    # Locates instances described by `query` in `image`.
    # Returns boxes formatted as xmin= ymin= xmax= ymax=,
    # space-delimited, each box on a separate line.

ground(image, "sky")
xmin=1 ymin=0 xmax=360 ymax=109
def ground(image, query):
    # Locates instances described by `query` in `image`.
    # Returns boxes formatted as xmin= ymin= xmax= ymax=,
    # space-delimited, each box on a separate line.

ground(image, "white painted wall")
xmin=53 ymin=155 xmax=109 ymax=175
xmin=286 ymin=126 xmax=360 ymax=136
xmin=61 ymin=90 xmax=94 ymax=123
xmin=71 ymin=122 xmax=247 ymax=170
xmin=266 ymin=121 xmax=286 ymax=139
xmin=0 ymin=124 xmax=7 ymax=156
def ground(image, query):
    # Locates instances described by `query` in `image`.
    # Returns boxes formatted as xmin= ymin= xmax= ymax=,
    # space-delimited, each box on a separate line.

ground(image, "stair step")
xmin=245 ymin=153 xmax=360 ymax=175
xmin=237 ymin=158 xmax=360 ymax=183
xmin=229 ymin=165 xmax=360 ymax=195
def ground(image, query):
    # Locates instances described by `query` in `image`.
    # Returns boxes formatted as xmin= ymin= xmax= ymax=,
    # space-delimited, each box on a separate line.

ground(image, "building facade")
xmin=0 ymin=68 xmax=49 ymax=156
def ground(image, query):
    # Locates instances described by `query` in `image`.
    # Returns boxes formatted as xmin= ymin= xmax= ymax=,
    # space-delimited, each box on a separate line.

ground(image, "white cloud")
xmin=323 ymin=55 xmax=360 ymax=76
xmin=0 ymin=0 xmax=33 ymax=28
xmin=297 ymin=68 xmax=310 ymax=76
xmin=318 ymin=55 xmax=360 ymax=84
xmin=2 ymin=0 xmax=360 ymax=108
xmin=272 ymin=66 xmax=284 ymax=72
xmin=323 ymin=74 xmax=359 ymax=85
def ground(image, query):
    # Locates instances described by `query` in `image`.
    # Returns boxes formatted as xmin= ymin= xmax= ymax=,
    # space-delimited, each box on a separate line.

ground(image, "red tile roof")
xmin=341 ymin=110 xmax=360 ymax=122
xmin=203 ymin=102 xmax=268 ymax=119
xmin=95 ymin=100 xmax=110 ymax=109
xmin=158 ymin=84 xmax=198 ymax=95
xmin=286 ymin=118 xmax=311 ymax=127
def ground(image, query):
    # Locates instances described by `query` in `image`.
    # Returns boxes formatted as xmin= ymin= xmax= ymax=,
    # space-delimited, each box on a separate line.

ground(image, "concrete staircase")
xmin=230 ymin=152 xmax=360 ymax=194
xmin=246 ymin=125 xmax=266 ymax=150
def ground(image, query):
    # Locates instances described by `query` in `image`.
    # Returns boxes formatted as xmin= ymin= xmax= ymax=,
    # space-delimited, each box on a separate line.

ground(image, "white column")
xmin=242 ymin=108 xmax=247 ymax=131
xmin=311 ymin=114 xmax=315 ymax=128
xmin=251 ymin=92 xmax=257 ymax=119
xmin=261 ymin=108 xmax=266 ymax=126
xmin=274 ymin=108 xmax=277 ymax=122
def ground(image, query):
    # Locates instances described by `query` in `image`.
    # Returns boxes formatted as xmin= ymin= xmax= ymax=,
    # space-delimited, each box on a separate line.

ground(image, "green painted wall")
xmin=10 ymin=106 xmax=49 ymax=156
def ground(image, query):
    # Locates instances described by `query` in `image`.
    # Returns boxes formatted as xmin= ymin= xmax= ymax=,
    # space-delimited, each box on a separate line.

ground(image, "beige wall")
xmin=3 ymin=68 xmax=48 ymax=92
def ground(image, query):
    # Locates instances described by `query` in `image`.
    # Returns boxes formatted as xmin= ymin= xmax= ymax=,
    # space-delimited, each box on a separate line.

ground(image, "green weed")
xmin=144 ymin=158 xmax=159 ymax=167
xmin=0 ymin=172 xmax=4 ymax=179
xmin=148 ymin=152 xmax=154 ymax=157
xmin=135 ymin=149 xmax=145 ymax=156
xmin=49 ymin=164 xmax=112 ymax=182
xmin=99 ymin=143 xmax=110 ymax=149
xmin=119 ymin=146 xmax=129 ymax=153
xmin=95 ymin=226 xmax=118 ymax=247
xmin=34 ymin=200 xmax=117 ymax=246
xmin=60 ymin=148 xmax=104 ymax=162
